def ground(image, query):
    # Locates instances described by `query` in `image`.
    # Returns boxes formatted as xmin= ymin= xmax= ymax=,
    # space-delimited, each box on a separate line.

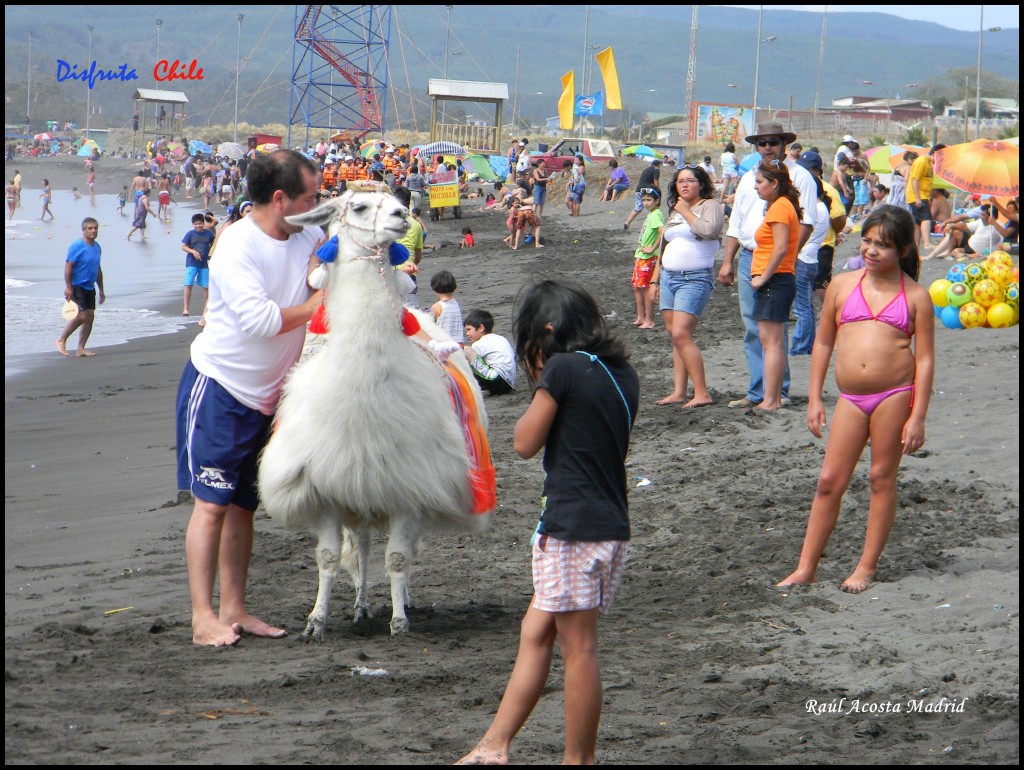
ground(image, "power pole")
xmin=684 ymin=6 xmax=698 ymax=140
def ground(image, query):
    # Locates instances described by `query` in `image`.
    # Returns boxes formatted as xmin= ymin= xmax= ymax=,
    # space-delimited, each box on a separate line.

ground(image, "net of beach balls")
xmin=929 ymin=251 xmax=1018 ymax=330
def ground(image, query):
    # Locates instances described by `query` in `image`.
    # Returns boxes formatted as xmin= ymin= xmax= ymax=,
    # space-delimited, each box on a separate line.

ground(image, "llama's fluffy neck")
xmin=324 ymin=242 xmax=405 ymax=345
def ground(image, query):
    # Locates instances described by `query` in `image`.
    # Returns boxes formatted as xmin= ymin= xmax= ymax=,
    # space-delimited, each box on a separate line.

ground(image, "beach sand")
xmin=4 ymin=162 xmax=1019 ymax=764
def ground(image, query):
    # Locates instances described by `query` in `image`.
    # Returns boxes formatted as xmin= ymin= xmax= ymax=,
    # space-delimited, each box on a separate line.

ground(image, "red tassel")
xmin=309 ymin=304 xmax=329 ymax=334
xmin=401 ymin=307 xmax=420 ymax=336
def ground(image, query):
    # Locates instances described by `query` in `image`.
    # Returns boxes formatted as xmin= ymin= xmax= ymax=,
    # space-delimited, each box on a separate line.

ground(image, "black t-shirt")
xmin=636 ymin=164 xmax=660 ymax=191
xmin=537 ymin=352 xmax=640 ymax=542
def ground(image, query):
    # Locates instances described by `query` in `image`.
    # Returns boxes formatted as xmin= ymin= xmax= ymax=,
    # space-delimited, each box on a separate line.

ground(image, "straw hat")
xmin=745 ymin=122 xmax=798 ymax=145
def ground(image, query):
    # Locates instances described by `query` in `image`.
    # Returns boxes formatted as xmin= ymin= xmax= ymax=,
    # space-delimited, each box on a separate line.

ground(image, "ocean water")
xmin=5 ymin=189 xmax=202 ymax=379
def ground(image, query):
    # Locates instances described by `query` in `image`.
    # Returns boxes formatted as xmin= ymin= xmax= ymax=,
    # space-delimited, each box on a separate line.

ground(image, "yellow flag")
xmin=559 ymin=71 xmax=575 ymax=130
xmin=595 ymin=47 xmax=621 ymax=111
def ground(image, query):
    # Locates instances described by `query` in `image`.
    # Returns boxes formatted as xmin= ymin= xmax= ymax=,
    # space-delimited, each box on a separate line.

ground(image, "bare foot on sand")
xmin=193 ymin=618 xmax=243 ymax=647
xmin=455 ymin=744 xmax=510 ymax=765
xmin=225 ymin=613 xmax=287 ymax=639
xmin=656 ymin=393 xmax=687 ymax=405
xmin=840 ymin=569 xmax=874 ymax=593
xmin=55 ymin=339 xmax=69 ymax=357
xmin=639 ymin=322 xmax=657 ymax=329
xmin=631 ymin=318 xmax=644 ymax=326
xmin=755 ymin=403 xmax=781 ymax=413
xmin=76 ymin=349 xmax=96 ymax=357
xmin=776 ymin=569 xmax=815 ymax=588
xmin=682 ymin=397 xmax=713 ymax=408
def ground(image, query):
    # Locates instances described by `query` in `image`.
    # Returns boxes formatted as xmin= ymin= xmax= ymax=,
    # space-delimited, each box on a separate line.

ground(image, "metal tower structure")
xmin=289 ymin=5 xmax=392 ymax=148
xmin=684 ymin=6 xmax=698 ymax=138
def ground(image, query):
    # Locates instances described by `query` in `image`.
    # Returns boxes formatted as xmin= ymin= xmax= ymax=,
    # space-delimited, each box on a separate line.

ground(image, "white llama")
xmin=257 ymin=185 xmax=492 ymax=638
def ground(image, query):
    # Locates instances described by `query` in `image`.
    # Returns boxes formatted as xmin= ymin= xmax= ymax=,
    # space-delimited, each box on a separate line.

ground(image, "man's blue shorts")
xmin=176 ymin=360 xmax=271 ymax=511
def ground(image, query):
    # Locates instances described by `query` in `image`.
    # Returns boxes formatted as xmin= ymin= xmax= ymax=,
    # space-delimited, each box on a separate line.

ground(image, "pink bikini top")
xmin=839 ymin=273 xmax=911 ymax=336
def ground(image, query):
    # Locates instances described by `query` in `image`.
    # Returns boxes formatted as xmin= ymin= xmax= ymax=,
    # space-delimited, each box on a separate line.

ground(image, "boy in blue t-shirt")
xmin=181 ymin=212 xmax=215 ymax=316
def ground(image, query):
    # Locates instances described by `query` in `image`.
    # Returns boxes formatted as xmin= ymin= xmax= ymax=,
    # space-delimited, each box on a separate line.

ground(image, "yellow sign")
xmin=429 ymin=184 xmax=460 ymax=208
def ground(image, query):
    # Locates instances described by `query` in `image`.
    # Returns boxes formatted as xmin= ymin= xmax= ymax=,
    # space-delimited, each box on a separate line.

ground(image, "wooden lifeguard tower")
xmin=428 ymin=79 xmax=508 ymax=153
xmin=131 ymin=88 xmax=189 ymax=155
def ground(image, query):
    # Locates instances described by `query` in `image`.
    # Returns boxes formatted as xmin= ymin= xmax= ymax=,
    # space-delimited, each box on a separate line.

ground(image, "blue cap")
xmin=797 ymin=151 xmax=823 ymax=171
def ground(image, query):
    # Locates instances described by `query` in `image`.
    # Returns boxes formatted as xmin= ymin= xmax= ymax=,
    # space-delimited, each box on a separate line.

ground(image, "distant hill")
xmin=4 ymin=4 xmax=1018 ymax=136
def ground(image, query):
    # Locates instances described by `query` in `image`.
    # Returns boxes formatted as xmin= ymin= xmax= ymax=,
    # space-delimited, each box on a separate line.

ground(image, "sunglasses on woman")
xmin=756 ymin=138 xmax=783 ymax=147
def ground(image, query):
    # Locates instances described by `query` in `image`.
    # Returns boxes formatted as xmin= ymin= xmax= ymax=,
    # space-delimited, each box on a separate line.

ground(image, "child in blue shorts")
xmin=181 ymin=212 xmax=215 ymax=316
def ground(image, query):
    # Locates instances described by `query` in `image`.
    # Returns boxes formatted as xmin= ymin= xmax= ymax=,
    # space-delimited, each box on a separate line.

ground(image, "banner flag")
xmin=558 ymin=71 xmax=575 ymax=130
xmin=595 ymin=47 xmax=621 ymax=110
xmin=574 ymin=92 xmax=604 ymax=117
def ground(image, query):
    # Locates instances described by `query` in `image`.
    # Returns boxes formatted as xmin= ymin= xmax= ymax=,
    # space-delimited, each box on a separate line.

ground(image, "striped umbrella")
xmin=419 ymin=141 xmax=466 ymax=158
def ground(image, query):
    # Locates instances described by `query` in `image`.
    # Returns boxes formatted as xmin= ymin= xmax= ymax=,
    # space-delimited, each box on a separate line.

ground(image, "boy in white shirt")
xmin=461 ymin=309 xmax=516 ymax=396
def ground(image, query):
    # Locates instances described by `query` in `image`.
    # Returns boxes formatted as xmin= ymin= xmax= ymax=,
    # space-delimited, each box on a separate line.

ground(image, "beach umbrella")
xmin=622 ymin=144 xmax=655 ymax=158
xmin=934 ymin=139 xmax=1019 ymax=197
xmin=217 ymin=141 xmax=245 ymax=160
xmin=865 ymin=144 xmax=919 ymax=174
xmin=738 ymin=151 xmax=762 ymax=174
xmin=33 ymin=132 xmax=52 ymax=142
xmin=256 ymin=143 xmax=280 ymax=154
xmin=164 ymin=141 xmax=186 ymax=158
xmin=419 ymin=141 xmax=466 ymax=158
xmin=188 ymin=139 xmax=212 ymax=156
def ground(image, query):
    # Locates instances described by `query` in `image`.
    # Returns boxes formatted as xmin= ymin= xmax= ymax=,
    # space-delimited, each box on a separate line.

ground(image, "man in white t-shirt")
xmin=176 ymin=150 xmax=324 ymax=647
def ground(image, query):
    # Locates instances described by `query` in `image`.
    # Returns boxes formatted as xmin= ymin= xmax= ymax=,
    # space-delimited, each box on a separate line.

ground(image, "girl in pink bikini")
xmin=778 ymin=205 xmax=934 ymax=593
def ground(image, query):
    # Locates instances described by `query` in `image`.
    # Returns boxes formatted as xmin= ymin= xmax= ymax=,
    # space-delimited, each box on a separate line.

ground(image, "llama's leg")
xmin=302 ymin=515 xmax=343 ymax=642
xmin=385 ymin=518 xmax=417 ymax=635
xmin=342 ymin=526 xmax=374 ymax=623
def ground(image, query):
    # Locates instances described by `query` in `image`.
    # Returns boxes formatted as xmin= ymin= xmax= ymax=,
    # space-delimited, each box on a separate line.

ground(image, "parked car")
xmin=528 ymin=138 xmax=615 ymax=171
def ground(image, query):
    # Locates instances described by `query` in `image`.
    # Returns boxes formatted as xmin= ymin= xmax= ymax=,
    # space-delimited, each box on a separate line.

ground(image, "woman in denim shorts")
xmin=652 ymin=165 xmax=725 ymax=407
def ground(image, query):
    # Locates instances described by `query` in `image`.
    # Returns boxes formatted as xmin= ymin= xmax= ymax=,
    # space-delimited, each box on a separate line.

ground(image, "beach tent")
xmin=462 ymin=154 xmax=498 ymax=182
xmin=489 ymin=156 xmax=511 ymax=180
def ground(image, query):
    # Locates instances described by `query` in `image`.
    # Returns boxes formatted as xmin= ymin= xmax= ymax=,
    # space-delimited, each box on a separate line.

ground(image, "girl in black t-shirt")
xmin=457 ymin=278 xmax=639 ymax=766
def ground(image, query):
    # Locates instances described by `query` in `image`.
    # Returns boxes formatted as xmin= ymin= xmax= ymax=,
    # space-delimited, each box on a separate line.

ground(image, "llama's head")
xmin=285 ymin=182 xmax=409 ymax=260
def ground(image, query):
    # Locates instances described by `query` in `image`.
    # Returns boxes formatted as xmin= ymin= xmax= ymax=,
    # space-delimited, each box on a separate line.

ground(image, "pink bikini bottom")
xmin=839 ymin=384 xmax=915 ymax=416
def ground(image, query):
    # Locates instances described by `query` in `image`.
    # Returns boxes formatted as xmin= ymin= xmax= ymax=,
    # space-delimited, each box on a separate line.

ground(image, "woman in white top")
xmin=719 ymin=142 xmax=739 ymax=200
xmin=651 ymin=165 xmax=725 ymax=407
xmin=791 ymin=176 xmax=832 ymax=355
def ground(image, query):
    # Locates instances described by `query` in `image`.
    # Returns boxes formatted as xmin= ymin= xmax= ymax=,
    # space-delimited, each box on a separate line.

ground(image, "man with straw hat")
xmin=717 ymin=122 xmax=818 ymax=409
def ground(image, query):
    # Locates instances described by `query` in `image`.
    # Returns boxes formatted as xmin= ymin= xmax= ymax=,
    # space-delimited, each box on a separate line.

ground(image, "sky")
xmin=724 ymin=5 xmax=1020 ymax=32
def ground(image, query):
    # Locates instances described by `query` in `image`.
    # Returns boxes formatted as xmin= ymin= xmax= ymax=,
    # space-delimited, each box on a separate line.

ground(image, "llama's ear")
xmin=285 ymin=199 xmax=340 ymax=228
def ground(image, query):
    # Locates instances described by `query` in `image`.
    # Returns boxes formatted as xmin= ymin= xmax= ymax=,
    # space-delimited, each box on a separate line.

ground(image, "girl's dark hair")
xmin=513 ymin=277 xmax=628 ymax=385
xmin=724 ymin=142 xmax=736 ymax=153
xmin=757 ymin=161 xmax=804 ymax=222
xmin=666 ymin=166 xmax=714 ymax=207
xmin=462 ymin=226 xmax=472 ymax=235
xmin=860 ymin=205 xmax=920 ymax=281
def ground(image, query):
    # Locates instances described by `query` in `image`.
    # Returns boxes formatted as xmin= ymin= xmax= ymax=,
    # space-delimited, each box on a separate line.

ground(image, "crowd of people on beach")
xmin=22 ymin=119 xmax=1019 ymax=764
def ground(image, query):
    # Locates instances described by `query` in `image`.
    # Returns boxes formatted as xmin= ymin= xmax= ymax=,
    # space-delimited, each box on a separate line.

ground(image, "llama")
xmin=257 ymin=184 xmax=492 ymax=638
